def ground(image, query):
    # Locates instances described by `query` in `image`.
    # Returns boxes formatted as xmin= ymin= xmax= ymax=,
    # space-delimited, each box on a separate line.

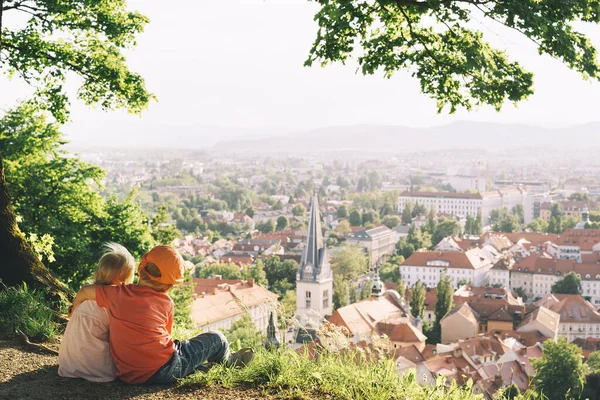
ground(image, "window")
xmin=306 ymin=299 xmax=311 ymax=308
xmin=323 ymin=290 xmax=329 ymax=308
xmin=306 ymin=291 xmax=312 ymax=299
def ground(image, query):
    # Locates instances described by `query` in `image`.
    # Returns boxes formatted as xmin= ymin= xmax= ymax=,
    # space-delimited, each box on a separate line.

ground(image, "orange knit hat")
xmin=138 ymin=245 xmax=185 ymax=285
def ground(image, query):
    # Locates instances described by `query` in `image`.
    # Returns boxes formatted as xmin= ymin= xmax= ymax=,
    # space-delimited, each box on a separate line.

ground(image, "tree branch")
xmin=2 ymin=42 xmax=97 ymax=83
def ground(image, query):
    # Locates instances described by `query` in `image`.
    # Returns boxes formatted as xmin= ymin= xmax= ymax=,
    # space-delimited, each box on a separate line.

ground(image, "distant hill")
xmin=212 ymin=121 xmax=600 ymax=153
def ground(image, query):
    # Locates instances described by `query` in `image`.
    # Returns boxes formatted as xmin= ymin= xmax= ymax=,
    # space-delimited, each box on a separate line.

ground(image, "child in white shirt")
xmin=58 ymin=243 xmax=136 ymax=382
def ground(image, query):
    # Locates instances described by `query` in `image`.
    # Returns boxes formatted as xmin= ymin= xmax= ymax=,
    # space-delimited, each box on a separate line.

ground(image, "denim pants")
xmin=146 ymin=331 xmax=230 ymax=384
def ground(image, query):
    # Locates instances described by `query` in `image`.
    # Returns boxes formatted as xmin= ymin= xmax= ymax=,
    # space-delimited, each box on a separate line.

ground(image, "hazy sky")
xmin=2 ymin=0 xmax=600 ymax=140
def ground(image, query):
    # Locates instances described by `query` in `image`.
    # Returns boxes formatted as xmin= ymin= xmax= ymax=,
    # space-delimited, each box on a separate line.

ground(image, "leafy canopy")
xmin=306 ymin=0 xmax=600 ymax=113
xmin=1 ymin=0 xmax=153 ymax=122
xmin=551 ymin=271 xmax=582 ymax=295
xmin=0 ymin=102 xmax=153 ymax=287
xmin=532 ymin=336 xmax=586 ymax=400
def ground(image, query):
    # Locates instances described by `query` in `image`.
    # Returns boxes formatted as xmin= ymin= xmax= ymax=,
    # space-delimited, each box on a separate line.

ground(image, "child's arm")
xmin=71 ymin=285 xmax=97 ymax=314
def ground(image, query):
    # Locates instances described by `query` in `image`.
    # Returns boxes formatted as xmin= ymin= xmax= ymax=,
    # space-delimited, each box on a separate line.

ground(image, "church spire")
xmin=297 ymin=196 xmax=330 ymax=282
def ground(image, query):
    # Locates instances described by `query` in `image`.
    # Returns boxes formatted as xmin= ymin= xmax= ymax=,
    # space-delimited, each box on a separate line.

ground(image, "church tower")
xmin=296 ymin=196 xmax=333 ymax=326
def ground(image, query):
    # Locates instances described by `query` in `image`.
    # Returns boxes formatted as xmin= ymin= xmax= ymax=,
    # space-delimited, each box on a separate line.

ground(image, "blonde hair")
xmin=94 ymin=243 xmax=136 ymax=285
xmin=138 ymin=262 xmax=172 ymax=291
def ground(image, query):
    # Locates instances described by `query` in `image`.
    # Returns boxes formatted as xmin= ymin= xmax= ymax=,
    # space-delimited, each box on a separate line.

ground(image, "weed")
xmin=0 ymin=283 xmax=60 ymax=341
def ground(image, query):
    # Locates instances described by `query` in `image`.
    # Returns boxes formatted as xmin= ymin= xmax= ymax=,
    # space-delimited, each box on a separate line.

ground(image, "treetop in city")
xmin=307 ymin=0 xmax=600 ymax=112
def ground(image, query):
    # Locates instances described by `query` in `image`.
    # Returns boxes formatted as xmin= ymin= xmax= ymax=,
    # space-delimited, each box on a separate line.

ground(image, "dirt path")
xmin=0 ymin=340 xmax=275 ymax=400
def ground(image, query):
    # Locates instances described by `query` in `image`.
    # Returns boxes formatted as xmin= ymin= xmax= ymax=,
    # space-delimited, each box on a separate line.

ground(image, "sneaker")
xmin=226 ymin=347 xmax=255 ymax=368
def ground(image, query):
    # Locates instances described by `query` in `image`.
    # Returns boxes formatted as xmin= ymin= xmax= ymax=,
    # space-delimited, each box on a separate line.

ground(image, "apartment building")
xmin=397 ymin=187 xmax=527 ymax=226
xmin=400 ymin=249 xmax=493 ymax=289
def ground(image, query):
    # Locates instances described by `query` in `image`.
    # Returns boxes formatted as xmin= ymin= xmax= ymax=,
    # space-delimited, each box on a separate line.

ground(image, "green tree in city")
xmin=292 ymin=204 xmax=306 ymax=217
xmin=432 ymin=219 xmax=461 ymax=246
xmin=245 ymin=207 xmax=255 ymax=218
xmin=465 ymin=211 xmax=483 ymax=236
xmin=0 ymin=0 xmax=152 ymax=298
xmin=532 ymin=337 xmax=586 ymax=400
xmin=257 ymin=219 xmax=276 ymax=234
xmin=337 ymin=205 xmax=348 ymax=219
xmin=512 ymin=204 xmax=525 ymax=224
xmin=401 ymin=202 xmax=414 ymax=225
xmin=430 ymin=270 xmax=453 ymax=344
xmin=367 ymin=171 xmax=382 ymax=190
xmin=379 ymin=262 xmax=400 ymax=283
xmin=379 ymin=203 xmax=395 ymax=217
xmin=349 ymin=209 xmax=362 ymax=226
xmin=262 ymin=257 xmax=298 ymax=296
xmin=586 ymin=351 xmax=600 ymax=374
xmin=332 ymin=273 xmax=350 ymax=310
xmin=276 ymin=215 xmax=289 ymax=231
xmin=551 ymin=271 xmax=582 ymax=295
xmin=550 ymin=203 xmax=563 ymax=219
xmin=198 ymin=263 xmax=243 ymax=280
xmin=307 ymin=1 xmax=600 ymax=113
xmin=361 ymin=209 xmax=379 ymax=226
xmin=513 ymin=287 xmax=528 ymax=302
xmin=242 ymin=262 xmax=267 ymax=286
xmin=526 ymin=218 xmax=549 ymax=233
xmin=357 ymin=176 xmax=368 ymax=192
xmin=151 ymin=206 xmax=180 ymax=245
xmin=360 ymin=280 xmax=373 ymax=300
xmin=424 ymin=207 xmax=437 ymax=234
xmin=382 ymin=215 xmax=401 ymax=229
xmin=410 ymin=280 xmax=426 ymax=319
xmin=412 ymin=203 xmax=428 ymax=218
xmin=331 ymin=244 xmax=369 ymax=281
xmin=224 ymin=314 xmax=265 ymax=351
xmin=547 ymin=216 xmax=563 ymax=234
xmin=335 ymin=220 xmax=352 ymax=236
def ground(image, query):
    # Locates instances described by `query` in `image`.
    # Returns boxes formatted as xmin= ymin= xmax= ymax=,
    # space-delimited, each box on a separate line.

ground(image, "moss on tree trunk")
xmin=0 ymin=153 xmax=73 ymax=302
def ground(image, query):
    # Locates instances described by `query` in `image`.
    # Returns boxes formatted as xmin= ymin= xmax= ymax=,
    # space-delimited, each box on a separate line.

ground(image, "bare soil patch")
xmin=0 ymin=340 xmax=275 ymax=400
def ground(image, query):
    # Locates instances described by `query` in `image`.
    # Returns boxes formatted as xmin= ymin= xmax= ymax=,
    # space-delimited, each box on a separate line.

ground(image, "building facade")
xmin=346 ymin=225 xmax=399 ymax=267
xmin=398 ymin=187 xmax=527 ymax=226
xmin=537 ymin=294 xmax=600 ymax=342
xmin=400 ymin=250 xmax=493 ymax=289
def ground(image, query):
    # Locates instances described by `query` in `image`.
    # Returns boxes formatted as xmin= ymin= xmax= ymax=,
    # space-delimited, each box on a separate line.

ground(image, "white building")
xmin=524 ymin=192 xmax=554 ymax=224
xmin=488 ymin=258 xmax=512 ymax=289
xmin=399 ymin=249 xmax=493 ymax=289
xmin=537 ymin=294 xmax=600 ymax=342
xmin=556 ymin=228 xmax=600 ymax=262
xmin=296 ymin=196 xmax=334 ymax=327
xmin=346 ymin=225 xmax=399 ymax=267
xmin=397 ymin=187 xmax=527 ymax=226
xmin=510 ymin=255 xmax=600 ymax=306
xmin=446 ymin=175 xmax=486 ymax=193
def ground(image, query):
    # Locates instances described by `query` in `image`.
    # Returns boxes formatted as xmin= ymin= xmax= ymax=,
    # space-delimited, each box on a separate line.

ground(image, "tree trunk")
xmin=0 ymin=0 xmax=73 ymax=303
xmin=0 ymin=153 xmax=74 ymax=302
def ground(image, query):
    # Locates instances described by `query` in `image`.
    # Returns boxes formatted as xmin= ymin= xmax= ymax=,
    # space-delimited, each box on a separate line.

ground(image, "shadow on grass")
xmin=0 ymin=363 xmax=193 ymax=400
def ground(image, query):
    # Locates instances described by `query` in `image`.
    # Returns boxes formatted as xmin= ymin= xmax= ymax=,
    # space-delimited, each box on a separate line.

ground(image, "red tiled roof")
xmin=556 ymin=229 xmax=600 ymax=250
xmin=191 ymin=278 xmax=277 ymax=326
xmin=402 ymin=251 xmax=477 ymax=269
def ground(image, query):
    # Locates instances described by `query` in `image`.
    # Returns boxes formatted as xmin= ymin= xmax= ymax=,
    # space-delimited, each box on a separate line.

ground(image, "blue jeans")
xmin=146 ymin=331 xmax=230 ymax=384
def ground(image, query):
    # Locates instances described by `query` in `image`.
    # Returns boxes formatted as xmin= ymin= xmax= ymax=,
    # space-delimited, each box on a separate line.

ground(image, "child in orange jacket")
xmin=71 ymin=245 xmax=253 ymax=384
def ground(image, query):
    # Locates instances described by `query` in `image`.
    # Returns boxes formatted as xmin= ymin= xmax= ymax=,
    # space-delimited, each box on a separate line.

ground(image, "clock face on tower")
xmin=304 ymin=264 xmax=313 ymax=276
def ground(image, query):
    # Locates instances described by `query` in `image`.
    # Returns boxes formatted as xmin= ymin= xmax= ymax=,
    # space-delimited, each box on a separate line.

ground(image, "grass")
xmin=0 ymin=283 xmax=61 ymax=341
xmin=180 ymin=345 xmax=491 ymax=400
